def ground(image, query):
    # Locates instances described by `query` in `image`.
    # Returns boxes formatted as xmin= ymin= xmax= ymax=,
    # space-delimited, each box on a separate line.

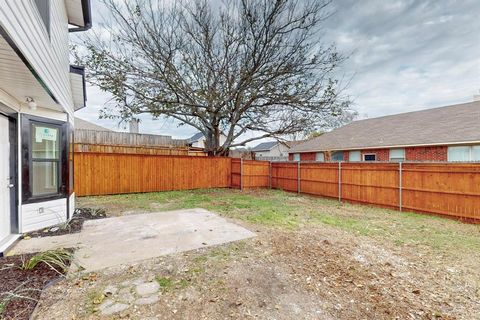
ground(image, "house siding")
xmin=0 ymin=0 xmax=74 ymax=116
xmin=21 ymin=198 xmax=67 ymax=233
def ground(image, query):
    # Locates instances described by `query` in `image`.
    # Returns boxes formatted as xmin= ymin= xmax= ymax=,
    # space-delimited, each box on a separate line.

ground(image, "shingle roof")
xmin=251 ymin=141 xmax=278 ymax=152
xmin=75 ymin=117 xmax=112 ymax=131
xmin=187 ymin=132 xmax=205 ymax=143
xmin=290 ymin=101 xmax=480 ymax=153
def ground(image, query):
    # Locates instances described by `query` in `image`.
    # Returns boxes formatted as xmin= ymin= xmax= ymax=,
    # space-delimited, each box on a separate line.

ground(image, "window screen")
xmin=293 ymin=153 xmax=300 ymax=161
xmin=31 ymin=123 xmax=60 ymax=196
xmin=472 ymin=146 xmax=480 ymax=161
xmin=364 ymin=154 xmax=376 ymax=161
xmin=448 ymin=146 xmax=470 ymax=162
xmin=315 ymin=152 xmax=325 ymax=162
xmin=389 ymin=148 xmax=405 ymax=162
xmin=331 ymin=151 xmax=344 ymax=161
xmin=349 ymin=151 xmax=361 ymax=162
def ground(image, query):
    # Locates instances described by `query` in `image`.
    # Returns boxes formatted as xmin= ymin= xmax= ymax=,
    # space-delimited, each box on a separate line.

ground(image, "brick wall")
xmin=406 ymin=146 xmax=447 ymax=161
xmin=301 ymin=152 xmax=316 ymax=161
xmin=289 ymin=145 xmax=449 ymax=162
xmin=361 ymin=149 xmax=390 ymax=161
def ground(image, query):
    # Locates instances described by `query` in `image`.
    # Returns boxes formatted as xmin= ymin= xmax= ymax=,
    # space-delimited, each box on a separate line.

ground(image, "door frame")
xmin=0 ymin=103 xmax=18 ymax=234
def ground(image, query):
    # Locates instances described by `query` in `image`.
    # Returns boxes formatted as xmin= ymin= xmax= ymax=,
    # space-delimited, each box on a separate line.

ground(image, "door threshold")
xmin=0 ymin=234 xmax=21 ymax=257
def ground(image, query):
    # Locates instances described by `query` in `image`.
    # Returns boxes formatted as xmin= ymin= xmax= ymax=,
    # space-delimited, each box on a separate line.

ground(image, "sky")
xmin=75 ymin=0 xmax=480 ymax=142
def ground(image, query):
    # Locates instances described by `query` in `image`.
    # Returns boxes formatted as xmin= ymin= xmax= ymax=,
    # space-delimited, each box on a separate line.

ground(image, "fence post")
xmin=269 ymin=161 xmax=272 ymax=189
xmin=338 ymin=161 xmax=342 ymax=202
xmin=297 ymin=161 xmax=301 ymax=193
xmin=240 ymin=158 xmax=244 ymax=191
xmin=399 ymin=162 xmax=402 ymax=211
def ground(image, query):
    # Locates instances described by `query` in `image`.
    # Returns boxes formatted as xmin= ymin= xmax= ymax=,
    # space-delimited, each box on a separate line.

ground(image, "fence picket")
xmin=74 ymin=153 xmax=480 ymax=222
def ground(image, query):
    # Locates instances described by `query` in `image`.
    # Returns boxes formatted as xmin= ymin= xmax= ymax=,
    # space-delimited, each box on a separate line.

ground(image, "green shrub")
xmin=22 ymin=249 xmax=72 ymax=274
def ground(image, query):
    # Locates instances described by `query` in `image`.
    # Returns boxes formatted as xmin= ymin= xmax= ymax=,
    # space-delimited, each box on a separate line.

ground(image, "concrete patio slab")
xmin=10 ymin=208 xmax=255 ymax=272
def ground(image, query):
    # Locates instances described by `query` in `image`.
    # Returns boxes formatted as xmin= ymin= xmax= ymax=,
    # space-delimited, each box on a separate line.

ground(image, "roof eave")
xmin=68 ymin=0 xmax=92 ymax=33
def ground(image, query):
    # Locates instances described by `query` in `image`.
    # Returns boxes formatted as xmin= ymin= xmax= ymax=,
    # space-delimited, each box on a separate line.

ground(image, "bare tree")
xmin=77 ymin=0 xmax=352 ymax=155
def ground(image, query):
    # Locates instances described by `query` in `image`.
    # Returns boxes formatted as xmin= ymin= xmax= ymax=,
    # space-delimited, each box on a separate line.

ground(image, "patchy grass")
xmin=78 ymin=188 xmax=480 ymax=257
xmin=155 ymin=277 xmax=173 ymax=291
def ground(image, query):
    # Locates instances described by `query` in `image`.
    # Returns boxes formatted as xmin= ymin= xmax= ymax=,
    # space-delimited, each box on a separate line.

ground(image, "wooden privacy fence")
xmin=231 ymin=159 xmax=270 ymax=189
xmin=74 ymin=152 xmax=480 ymax=222
xmin=236 ymin=160 xmax=480 ymax=222
xmin=74 ymin=153 xmax=230 ymax=196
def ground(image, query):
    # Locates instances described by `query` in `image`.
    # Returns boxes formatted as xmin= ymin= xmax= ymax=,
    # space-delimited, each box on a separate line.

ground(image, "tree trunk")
xmin=205 ymin=127 xmax=219 ymax=156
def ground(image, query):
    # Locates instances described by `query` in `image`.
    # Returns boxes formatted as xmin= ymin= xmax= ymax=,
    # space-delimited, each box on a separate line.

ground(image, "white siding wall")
xmin=255 ymin=144 xmax=289 ymax=158
xmin=0 ymin=0 xmax=74 ymax=116
xmin=69 ymin=193 xmax=75 ymax=217
xmin=21 ymin=198 xmax=67 ymax=233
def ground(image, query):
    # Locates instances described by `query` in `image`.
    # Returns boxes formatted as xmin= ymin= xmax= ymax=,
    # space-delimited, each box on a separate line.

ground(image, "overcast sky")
xmin=75 ymin=0 xmax=480 ymax=141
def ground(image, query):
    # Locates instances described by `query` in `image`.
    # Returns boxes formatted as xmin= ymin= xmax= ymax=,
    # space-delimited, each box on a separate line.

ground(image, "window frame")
xmin=331 ymin=151 xmax=344 ymax=162
xmin=389 ymin=148 xmax=405 ymax=162
xmin=315 ymin=152 xmax=325 ymax=162
xmin=349 ymin=150 xmax=361 ymax=162
xmin=363 ymin=153 xmax=377 ymax=161
xmin=21 ymin=115 xmax=68 ymax=204
xmin=448 ymin=145 xmax=480 ymax=162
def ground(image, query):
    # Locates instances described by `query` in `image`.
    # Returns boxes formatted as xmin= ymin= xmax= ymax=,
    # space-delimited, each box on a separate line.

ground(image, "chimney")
xmin=474 ymin=90 xmax=480 ymax=102
xmin=129 ymin=118 xmax=139 ymax=134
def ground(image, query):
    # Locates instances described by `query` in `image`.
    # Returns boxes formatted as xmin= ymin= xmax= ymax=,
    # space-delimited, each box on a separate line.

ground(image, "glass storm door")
xmin=0 ymin=115 xmax=11 ymax=242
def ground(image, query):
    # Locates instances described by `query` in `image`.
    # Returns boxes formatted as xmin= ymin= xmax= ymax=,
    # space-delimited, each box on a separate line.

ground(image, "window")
xmin=349 ymin=150 xmax=361 ymax=162
xmin=22 ymin=115 xmax=68 ymax=203
xmin=363 ymin=154 xmax=376 ymax=161
xmin=31 ymin=123 xmax=60 ymax=196
xmin=389 ymin=148 xmax=405 ymax=162
xmin=315 ymin=152 xmax=325 ymax=162
xmin=473 ymin=146 xmax=480 ymax=161
xmin=331 ymin=151 xmax=344 ymax=161
xmin=292 ymin=153 xmax=300 ymax=161
xmin=448 ymin=146 xmax=480 ymax=162
xmin=34 ymin=0 xmax=50 ymax=36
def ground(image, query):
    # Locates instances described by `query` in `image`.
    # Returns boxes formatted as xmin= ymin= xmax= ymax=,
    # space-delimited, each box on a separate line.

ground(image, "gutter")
xmin=69 ymin=0 xmax=92 ymax=32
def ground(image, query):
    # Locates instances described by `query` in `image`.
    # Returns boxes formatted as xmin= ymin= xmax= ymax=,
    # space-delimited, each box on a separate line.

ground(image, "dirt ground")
xmin=30 ymin=189 xmax=480 ymax=319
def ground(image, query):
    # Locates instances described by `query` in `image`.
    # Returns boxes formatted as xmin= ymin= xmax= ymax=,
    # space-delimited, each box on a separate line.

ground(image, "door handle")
xmin=7 ymin=184 xmax=14 ymax=188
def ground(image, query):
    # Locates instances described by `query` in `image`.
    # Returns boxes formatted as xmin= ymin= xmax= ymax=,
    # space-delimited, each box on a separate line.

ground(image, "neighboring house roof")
xmin=75 ymin=117 xmax=112 ymax=132
xmin=187 ymin=132 xmax=205 ymax=143
xmin=251 ymin=141 xmax=278 ymax=152
xmin=187 ymin=131 xmax=228 ymax=144
xmin=285 ymin=140 xmax=306 ymax=148
xmin=252 ymin=140 xmax=305 ymax=152
xmin=290 ymin=101 xmax=480 ymax=153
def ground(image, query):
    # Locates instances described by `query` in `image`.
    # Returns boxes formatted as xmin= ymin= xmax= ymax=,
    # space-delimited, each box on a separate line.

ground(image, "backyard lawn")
xmin=35 ymin=189 xmax=480 ymax=319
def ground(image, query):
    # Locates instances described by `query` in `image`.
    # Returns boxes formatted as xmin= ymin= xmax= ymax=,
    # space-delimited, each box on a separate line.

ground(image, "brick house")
xmin=289 ymin=101 xmax=480 ymax=162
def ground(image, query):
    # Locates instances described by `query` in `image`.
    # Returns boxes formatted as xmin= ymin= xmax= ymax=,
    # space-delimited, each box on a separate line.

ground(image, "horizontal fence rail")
xmin=74 ymin=143 xmax=206 ymax=157
xmin=74 ymin=153 xmax=480 ymax=222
